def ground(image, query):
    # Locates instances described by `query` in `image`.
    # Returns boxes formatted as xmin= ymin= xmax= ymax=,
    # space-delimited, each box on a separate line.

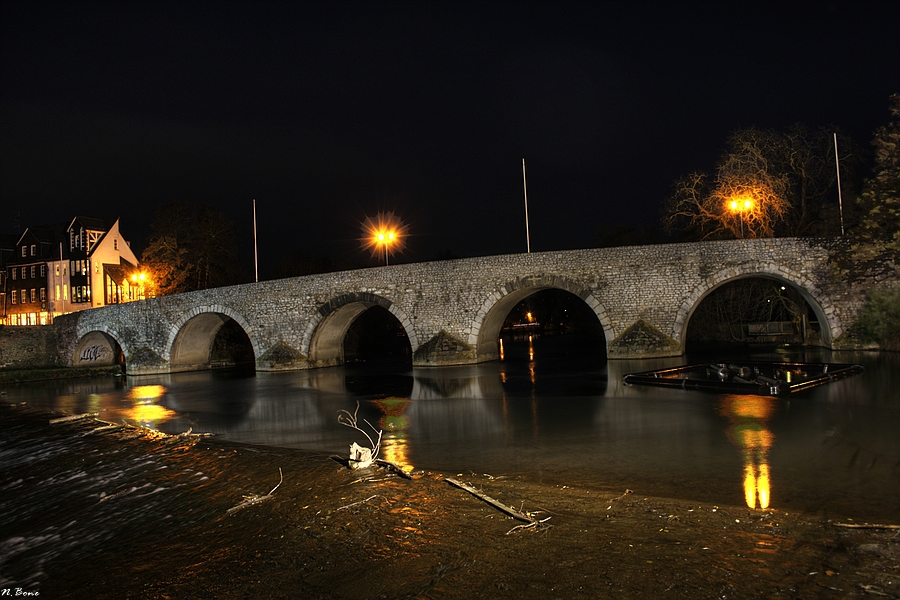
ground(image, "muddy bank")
xmin=1 ymin=405 xmax=897 ymax=599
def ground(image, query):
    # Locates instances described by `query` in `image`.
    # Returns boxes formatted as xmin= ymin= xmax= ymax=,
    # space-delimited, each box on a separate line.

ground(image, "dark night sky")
xmin=2 ymin=1 xmax=899 ymax=278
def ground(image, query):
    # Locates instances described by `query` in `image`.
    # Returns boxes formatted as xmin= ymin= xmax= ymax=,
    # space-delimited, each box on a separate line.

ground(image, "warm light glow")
xmin=123 ymin=403 xmax=176 ymax=427
xmin=729 ymin=197 xmax=754 ymax=212
xmin=719 ymin=395 xmax=774 ymax=510
xmin=361 ymin=211 xmax=407 ymax=263
xmin=374 ymin=397 xmax=413 ymax=472
xmin=129 ymin=384 xmax=167 ymax=402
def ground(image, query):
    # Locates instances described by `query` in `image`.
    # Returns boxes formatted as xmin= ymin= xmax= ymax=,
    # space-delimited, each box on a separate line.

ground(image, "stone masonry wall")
xmin=57 ymin=237 xmax=896 ymax=373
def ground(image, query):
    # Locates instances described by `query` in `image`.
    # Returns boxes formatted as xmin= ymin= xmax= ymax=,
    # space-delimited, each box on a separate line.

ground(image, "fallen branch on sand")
xmin=445 ymin=477 xmax=551 ymax=534
xmin=338 ymin=402 xmax=383 ymax=470
xmin=227 ymin=468 xmax=283 ymax=515
xmin=832 ymin=522 xmax=900 ymax=530
xmin=49 ymin=412 xmax=99 ymax=424
xmin=375 ymin=458 xmax=413 ymax=479
xmin=337 ymin=494 xmax=388 ymax=511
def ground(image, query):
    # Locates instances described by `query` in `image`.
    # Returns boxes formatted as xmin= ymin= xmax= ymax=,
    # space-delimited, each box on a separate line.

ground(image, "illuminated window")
xmin=64 ymin=284 xmax=68 ymax=301
xmin=21 ymin=290 xmax=26 ymax=303
xmin=55 ymin=264 xmax=60 ymax=276
xmin=40 ymin=288 xmax=46 ymax=301
xmin=56 ymin=285 xmax=60 ymax=300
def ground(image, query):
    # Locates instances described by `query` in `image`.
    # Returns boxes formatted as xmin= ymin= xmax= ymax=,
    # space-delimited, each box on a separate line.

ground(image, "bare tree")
xmin=663 ymin=127 xmax=860 ymax=240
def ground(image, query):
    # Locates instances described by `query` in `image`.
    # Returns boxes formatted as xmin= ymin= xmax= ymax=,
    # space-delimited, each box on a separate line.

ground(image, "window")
xmin=10 ymin=291 xmax=15 ymax=305
xmin=21 ymin=267 xmax=26 ymax=279
xmin=21 ymin=290 xmax=27 ymax=303
xmin=63 ymin=284 xmax=68 ymax=301
xmin=30 ymin=244 xmax=36 ymax=256
xmin=114 ymin=239 xmax=118 ymax=250
xmin=40 ymin=265 xmax=46 ymax=277
xmin=21 ymin=246 xmax=26 ymax=257
xmin=31 ymin=266 xmax=36 ymax=278
xmin=40 ymin=288 xmax=46 ymax=301
xmin=55 ymin=285 xmax=60 ymax=301
xmin=30 ymin=289 xmax=36 ymax=303
xmin=55 ymin=264 xmax=60 ymax=276
xmin=11 ymin=269 xmax=15 ymax=281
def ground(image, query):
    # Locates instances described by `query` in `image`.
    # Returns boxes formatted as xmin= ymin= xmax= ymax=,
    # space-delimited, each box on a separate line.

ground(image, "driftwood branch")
xmin=337 ymin=494 xmax=388 ymax=511
xmin=227 ymin=468 xmax=283 ymax=515
xmin=375 ymin=459 xmax=413 ymax=479
xmin=50 ymin=413 xmax=99 ymax=424
xmin=338 ymin=402 xmax=382 ymax=457
xmin=832 ymin=522 xmax=900 ymax=530
xmin=445 ymin=477 xmax=550 ymax=534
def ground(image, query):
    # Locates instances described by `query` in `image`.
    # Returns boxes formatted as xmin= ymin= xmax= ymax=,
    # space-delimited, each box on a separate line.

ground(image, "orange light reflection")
xmin=719 ymin=395 xmax=775 ymax=510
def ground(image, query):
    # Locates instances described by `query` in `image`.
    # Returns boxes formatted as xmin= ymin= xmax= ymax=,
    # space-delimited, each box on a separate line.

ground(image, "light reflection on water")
xmin=6 ymin=346 xmax=899 ymax=521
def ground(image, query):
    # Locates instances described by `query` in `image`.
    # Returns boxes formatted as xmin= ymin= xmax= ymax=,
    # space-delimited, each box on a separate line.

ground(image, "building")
xmin=3 ymin=217 xmax=144 ymax=325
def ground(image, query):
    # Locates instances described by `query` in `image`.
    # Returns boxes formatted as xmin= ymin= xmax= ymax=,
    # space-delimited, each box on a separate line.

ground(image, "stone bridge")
xmin=58 ymin=238 xmax=884 ymax=375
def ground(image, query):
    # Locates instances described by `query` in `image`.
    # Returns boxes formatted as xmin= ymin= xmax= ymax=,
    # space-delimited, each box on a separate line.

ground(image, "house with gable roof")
xmin=3 ymin=217 xmax=144 ymax=325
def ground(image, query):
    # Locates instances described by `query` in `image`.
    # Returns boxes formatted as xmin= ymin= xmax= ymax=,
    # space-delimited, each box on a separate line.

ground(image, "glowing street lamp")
xmin=362 ymin=211 xmax=405 ymax=266
xmin=375 ymin=228 xmax=398 ymax=265
xmin=729 ymin=197 xmax=754 ymax=238
xmin=130 ymin=272 xmax=148 ymax=300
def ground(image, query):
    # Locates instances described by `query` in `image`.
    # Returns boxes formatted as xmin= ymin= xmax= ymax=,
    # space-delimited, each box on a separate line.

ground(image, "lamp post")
xmin=729 ymin=197 xmax=753 ymax=238
xmin=375 ymin=229 xmax=397 ymax=265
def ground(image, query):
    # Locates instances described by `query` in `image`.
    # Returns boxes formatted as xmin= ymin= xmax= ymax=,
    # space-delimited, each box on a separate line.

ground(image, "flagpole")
xmin=253 ymin=199 xmax=259 ymax=282
xmin=833 ymin=133 xmax=845 ymax=236
xmin=522 ymin=158 xmax=531 ymax=253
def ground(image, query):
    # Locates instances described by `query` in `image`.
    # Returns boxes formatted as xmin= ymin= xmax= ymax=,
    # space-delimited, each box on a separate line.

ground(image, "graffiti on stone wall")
xmin=79 ymin=344 xmax=110 ymax=363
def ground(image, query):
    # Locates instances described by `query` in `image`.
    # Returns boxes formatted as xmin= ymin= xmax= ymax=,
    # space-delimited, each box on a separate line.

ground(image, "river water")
xmin=4 ymin=341 xmax=899 ymax=523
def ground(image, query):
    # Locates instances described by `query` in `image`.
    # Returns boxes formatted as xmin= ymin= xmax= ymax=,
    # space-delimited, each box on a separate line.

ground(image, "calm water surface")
xmin=5 ymin=343 xmax=899 ymax=522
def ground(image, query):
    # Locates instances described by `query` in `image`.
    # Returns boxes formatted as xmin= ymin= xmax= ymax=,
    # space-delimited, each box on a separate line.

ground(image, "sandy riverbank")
xmin=2 ymin=404 xmax=897 ymax=599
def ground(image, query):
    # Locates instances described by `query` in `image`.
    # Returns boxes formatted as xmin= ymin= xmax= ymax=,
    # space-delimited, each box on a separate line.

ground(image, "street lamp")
xmin=362 ymin=211 xmax=405 ymax=265
xmin=729 ymin=197 xmax=753 ymax=238
xmin=375 ymin=228 xmax=397 ymax=265
xmin=130 ymin=272 xmax=147 ymax=300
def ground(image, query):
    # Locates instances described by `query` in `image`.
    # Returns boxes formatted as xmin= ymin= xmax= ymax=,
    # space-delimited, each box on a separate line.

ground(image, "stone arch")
xmin=674 ymin=263 xmax=842 ymax=349
xmin=165 ymin=305 xmax=259 ymax=372
xmin=72 ymin=327 xmax=127 ymax=367
xmin=303 ymin=292 xmax=419 ymax=368
xmin=468 ymin=274 xmax=614 ymax=362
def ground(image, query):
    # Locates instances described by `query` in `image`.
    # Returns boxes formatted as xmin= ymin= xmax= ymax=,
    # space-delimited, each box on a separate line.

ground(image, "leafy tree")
xmin=851 ymin=93 xmax=900 ymax=262
xmin=663 ymin=127 xmax=861 ymax=240
xmin=852 ymin=288 xmax=900 ymax=351
xmin=141 ymin=202 xmax=244 ymax=295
